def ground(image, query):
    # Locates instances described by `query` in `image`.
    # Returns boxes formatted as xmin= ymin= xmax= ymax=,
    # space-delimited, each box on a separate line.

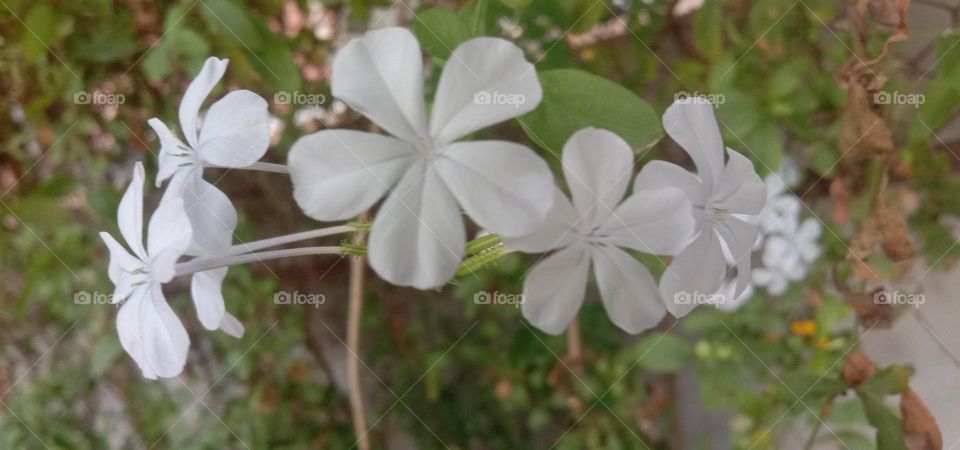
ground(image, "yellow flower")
xmin=790 ymin=320 xmax=817 ymax=337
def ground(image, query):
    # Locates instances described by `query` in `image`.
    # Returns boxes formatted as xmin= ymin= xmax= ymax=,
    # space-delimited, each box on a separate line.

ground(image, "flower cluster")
xmin=750 ymin=173 xmax=822 ymax=296
xmin=99 ymin=27 xmax=766 ymax=378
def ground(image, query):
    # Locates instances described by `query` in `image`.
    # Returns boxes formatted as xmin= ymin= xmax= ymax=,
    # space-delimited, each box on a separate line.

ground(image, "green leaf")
xmin=200 ymin=0 xmax=264 ymax=49
xmin=626 ymin=332 xmax=693 ymax=373
xmin=460 ymin=0 xmax=491 ymax=36
xmin=858 ymin=365 xmax=910 ymax=398
xmin=413 ymin=8 xmax=472 ymax=60
xmin=497 ymin=0 xmax=533 ymax=9
xmin=693 ymin=0 xmax=723 ymax=60
xmin=520 ymin=69 xmax=661 ymax=153
xmin=859 ymin=393 xmax=907 ymax=450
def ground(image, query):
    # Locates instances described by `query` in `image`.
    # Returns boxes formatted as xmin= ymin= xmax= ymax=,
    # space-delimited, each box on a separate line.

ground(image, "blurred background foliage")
xmin=0 ymin=0 xmax=956 ymax=448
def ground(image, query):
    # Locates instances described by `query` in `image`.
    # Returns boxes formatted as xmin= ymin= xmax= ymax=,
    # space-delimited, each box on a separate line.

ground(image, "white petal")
xmin=368 ymin=163 xmax=465 ymax=289
xmin=715 ymin=216 xmax=758 ymax=268
xmin=712 ymin=149 xmax=765 ymax=214
xmin=117 ymin=283 xmax=189 ymax=379
xmin=99 ymin=232 xmax=143 ymax=302
xmin=196 ymin=90 xmax=270 ymax=167
xmin=521 ymin=244 xmax=590 ymax=335
xmin=118 ymin=162 xmax=147 ymax=260
xmin=503 ymin=189 xmax=579 ymax=253
xmin=633 ymin=160 xmax=707 ymax=208
xmin=288 ymin=130 xmax=417 ymax=221
xmin=590 ymin=245 xmax=666 ymax=334
xmin=663 ymin=100 xmax=724 ymax=191
xmin=148 ymin=118 xmax=194 ymax=187
xmin=219 ymin=312 xmax=244 ymax=338
xmin=191 ymin=268 xmax=227 ymax=330
xmin=598 ymin=187 xmax=695 ymax=255
xmin=147 ymin=182 xmax=193 ymax=282
xmin=177 ymin=175 xmax=237 ymax=255
xmin=179 ymin=57 xmax=229 ymax=149
xmin=436 ymin=140 xmax=553 ymax=237
xmin=429 ymin=37 xmax=542 ymax=144
xmin=332 ymin=27 xmax=428 ymax=142
xmin=660 ymin=229 xmax=726 ymax=318
xmin=562 ymin=128 xmax=633 ymax=227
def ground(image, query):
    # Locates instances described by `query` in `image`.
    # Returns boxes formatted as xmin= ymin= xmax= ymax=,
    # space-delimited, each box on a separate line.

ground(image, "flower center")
xmin=412 ymin=136 xmax=438 ymax=160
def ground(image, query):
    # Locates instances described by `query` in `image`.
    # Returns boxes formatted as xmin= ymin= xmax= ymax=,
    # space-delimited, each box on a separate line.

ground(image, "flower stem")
xmin=174 ymin=246 xmax=342 ymax=276
xmin=227 ymin=225 xmax=355 ymax=255
xmin=208 ymin=161 xmax=290 ymax=174
xmin=347 ymin=213 xmax=370 ymax=450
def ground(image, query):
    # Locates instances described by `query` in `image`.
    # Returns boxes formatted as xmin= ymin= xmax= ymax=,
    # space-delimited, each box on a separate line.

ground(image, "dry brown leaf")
xmin=847 ymin=213 xmax=882 ymax=281
xmin=841 ymin=351 xmax=877 ymax=386
xmin=839 ymin=82 xmax=895 ymax=162
xmin=877 ymin=202 xmax=916 ymax=265
xmin=850 ymin=290 xmax=893 ymax=328
xmin=901 ymin=388 xmax=942 ymax=450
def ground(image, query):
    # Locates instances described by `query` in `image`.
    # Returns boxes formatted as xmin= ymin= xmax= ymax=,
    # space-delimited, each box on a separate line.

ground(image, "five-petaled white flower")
xmin=148 ymin=57 xmax=265 ymax=337
xmin=99 ymin=163 xmax=193 ymax=379
xmin=288 ymin=27 xmax=553 ymax=289
xmin=505 ymin=128 xmax=695 ymax=334
xmin=634 ymin=99 xmax=766 ymax=317
xmin=752 ymin=217 xmax=821 ymax=295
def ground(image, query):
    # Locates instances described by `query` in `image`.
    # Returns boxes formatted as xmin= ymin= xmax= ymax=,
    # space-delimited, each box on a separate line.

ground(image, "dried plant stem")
xmin=566 ymin=317 xmax=584 ymax=374
xmin=347 ymin=215 xmax=370 ymax=450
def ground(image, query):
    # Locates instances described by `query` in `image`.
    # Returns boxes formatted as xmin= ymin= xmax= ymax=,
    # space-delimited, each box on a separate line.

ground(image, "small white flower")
xmin=752 ymin=218 xmax=822 ymax=295
xmin=99 ymin=163 xmax=192 ymax=379
xmin=288 ymin=28 xmax=553 ymax=289
xmin=756 ymin=174 xmax=801 ymax=237
xmin=634 ymin=99 xmax=766 ymax=318
xmin=149 ymin=57 xmax=270 ymax=184
xmin=505 ymin=128 xmax=695 ymax=334
xmin=148 ymin=57 xmax=263 ymax=338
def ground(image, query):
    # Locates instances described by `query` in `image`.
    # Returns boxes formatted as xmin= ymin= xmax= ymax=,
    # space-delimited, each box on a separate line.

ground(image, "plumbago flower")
xmin=634 ymin=99 xmax=766 ymax=317
xmin=505 ymin=128 xmax=695 ymax=334
xmin=752 ymin=217 xmax=822 ymax=295
xmin=288 ymin=27 xmax=553 ymax=289
xmin=99 ymin=163 xmax=193 ymax=379
xmin=148 ymin=56 xmax=270 ymax=335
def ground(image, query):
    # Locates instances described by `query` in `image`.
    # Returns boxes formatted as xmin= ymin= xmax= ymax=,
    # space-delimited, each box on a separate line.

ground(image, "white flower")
xmin=634 ymin=99 xmax=766 ymax=317
xmin=752 ymin=217 xmax=821 ymax=295
xmin=505 ymin=128 xmax=695 ymax=334
xmin=148 ymin=57 xmax=264 ymax=338
xmin=149 ymin=57 xmax=270 ymax=185
xmin=756 ymin=174 xmax=801 ymax=237
xmin=288 ymin=27 xmax=553 ymax=289
xmin=99 ymin=163 xmax=192 ymax=379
